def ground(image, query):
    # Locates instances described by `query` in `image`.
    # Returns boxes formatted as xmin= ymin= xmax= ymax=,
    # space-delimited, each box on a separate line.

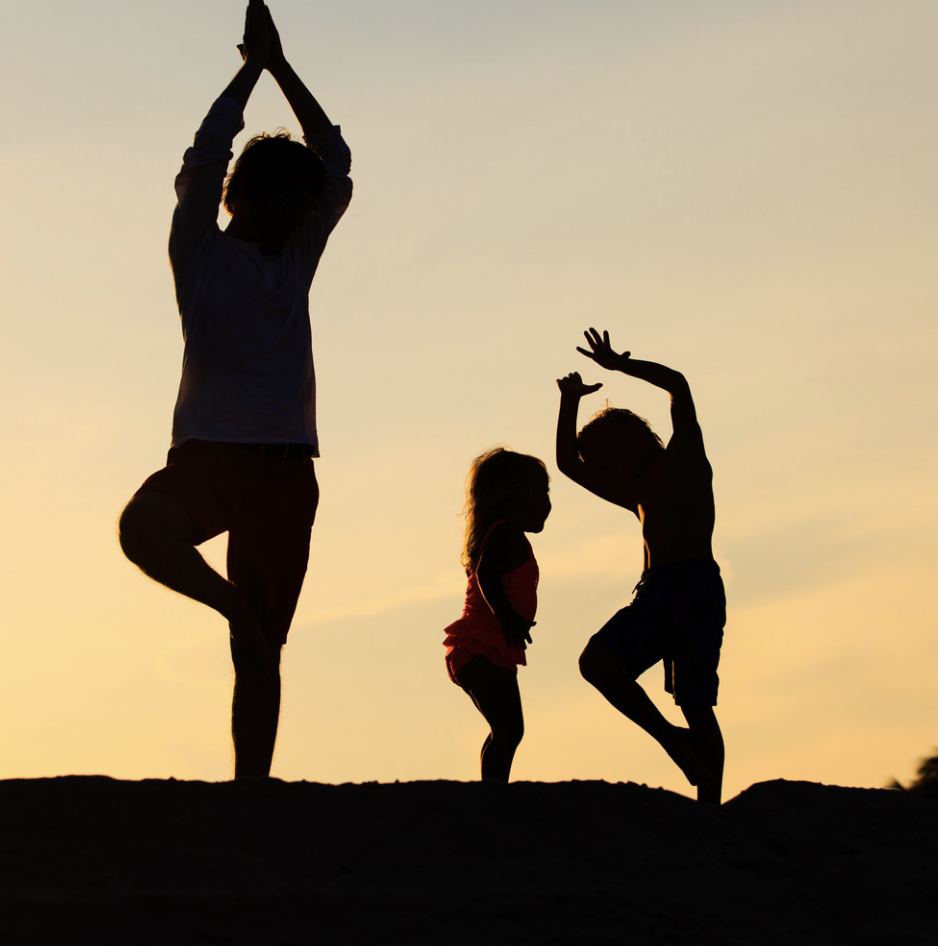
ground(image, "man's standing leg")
xmin=120 ymin=442 xmax=310 ymax=778
xmin=227 ymin=454 xmax=320 ymax=778
xmin=230 ymin=639 xmax=283 ymax=779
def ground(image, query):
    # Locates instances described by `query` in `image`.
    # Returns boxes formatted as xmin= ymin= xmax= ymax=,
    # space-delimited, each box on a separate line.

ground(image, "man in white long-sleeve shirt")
xmin=119 ymin=0 xmax=352 ymax=778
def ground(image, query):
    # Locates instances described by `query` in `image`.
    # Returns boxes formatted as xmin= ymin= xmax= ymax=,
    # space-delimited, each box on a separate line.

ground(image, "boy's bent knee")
xmin=578 ymin=642 xmax=603 ymax=684
xmin=118 ymin=499 xmax=147 ymax=563
xmin=579 ymin=641 xmax=622 ymax=687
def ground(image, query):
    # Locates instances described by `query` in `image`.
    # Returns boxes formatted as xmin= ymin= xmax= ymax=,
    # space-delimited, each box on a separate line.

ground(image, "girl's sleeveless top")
xmin=442 ymin=522 xmax=539 ymax=669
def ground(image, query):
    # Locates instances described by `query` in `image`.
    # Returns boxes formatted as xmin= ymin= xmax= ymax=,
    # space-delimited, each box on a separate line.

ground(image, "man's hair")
xmin=223 ymin=132 xmax=327 ymax=213
xmin=577 ymin=407 xmax=664 ymax=457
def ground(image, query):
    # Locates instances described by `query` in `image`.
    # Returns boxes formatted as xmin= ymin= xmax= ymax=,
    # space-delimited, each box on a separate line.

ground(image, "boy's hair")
xmin=223 ymin=132 xmax=327 ymax=213
xmin=461 ymin=448 xmax=548 ymax=573
xmin=577 ymin=407 xmax=664 ymax=458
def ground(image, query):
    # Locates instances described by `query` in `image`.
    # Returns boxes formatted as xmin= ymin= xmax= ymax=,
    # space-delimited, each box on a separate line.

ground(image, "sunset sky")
xmin=1 ymin=0 xmax=936 ymax=800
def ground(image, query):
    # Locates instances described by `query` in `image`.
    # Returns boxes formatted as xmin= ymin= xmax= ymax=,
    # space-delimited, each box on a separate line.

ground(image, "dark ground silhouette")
xmin=1 ymin=776 xmax=937 ymax=944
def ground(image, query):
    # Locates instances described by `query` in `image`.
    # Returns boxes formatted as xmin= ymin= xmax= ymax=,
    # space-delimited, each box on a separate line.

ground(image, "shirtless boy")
xmin=556 ymin=328 xmax=725 ymax=803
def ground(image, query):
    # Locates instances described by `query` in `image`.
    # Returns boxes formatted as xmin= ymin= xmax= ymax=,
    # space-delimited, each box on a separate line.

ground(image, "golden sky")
xmin=1 ymin=0 xmax=936 ymax=799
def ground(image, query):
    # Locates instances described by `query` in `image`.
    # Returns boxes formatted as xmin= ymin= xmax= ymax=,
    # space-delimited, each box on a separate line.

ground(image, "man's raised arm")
xmin=259 ymin=5 xmax=334 ymax=139
xmin=222 ymin=0 xmax=272 ymax=109
xmin=248 ymin=3 xmax=352 ymax=230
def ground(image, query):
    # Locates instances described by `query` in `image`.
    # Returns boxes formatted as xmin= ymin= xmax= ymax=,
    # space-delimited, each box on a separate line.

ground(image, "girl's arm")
xmin=475 ymin=523 xmax=534 ymax=648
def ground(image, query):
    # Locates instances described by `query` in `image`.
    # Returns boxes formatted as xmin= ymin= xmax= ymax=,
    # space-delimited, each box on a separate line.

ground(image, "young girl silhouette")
xmin=443 ymin=448 xmax=551 ymax=781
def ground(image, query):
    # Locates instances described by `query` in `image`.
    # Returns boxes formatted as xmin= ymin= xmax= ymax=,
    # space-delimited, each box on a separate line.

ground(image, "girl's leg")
xmin=458 ymin=656 xmax=524 ymax=782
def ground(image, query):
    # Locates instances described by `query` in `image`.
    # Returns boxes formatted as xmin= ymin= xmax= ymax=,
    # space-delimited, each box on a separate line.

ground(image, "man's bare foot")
xmin=664 ymin=726 xmax=715 ymax=789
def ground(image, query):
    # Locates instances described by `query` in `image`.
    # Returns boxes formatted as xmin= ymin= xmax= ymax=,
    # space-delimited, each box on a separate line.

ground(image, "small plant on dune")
xmin=888 ymin=751 xmax=938 ymax=799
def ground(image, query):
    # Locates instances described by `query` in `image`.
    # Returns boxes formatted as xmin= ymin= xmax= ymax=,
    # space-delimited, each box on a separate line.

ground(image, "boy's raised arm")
xmin=577 ymin=328 xmax=684 ymax=392
xmin=578 ymin=328 xmax=702 ymax=448
xmin=556 ymin=372 xmax=599 ymax=482
xmin=556 ymin=373 xmax=636 ymax=510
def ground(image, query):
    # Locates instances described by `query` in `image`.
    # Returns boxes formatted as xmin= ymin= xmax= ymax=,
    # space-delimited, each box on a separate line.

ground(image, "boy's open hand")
xmin=557 ymin=372 xmax=602 ymax=398
xmin=577 ymin=328 xmax=631 ymax=372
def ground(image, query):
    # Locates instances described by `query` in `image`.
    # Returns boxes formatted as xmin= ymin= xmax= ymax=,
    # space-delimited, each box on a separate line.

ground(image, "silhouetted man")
xmin=119 ymin=0 xmax=352 ymax=778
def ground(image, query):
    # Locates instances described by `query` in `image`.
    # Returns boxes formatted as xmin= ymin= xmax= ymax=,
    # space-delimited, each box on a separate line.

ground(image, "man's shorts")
xmin=589 ymin=559 xmax=725 ymax=707
xmin=135 ymin=439 xmax=319 ymax=647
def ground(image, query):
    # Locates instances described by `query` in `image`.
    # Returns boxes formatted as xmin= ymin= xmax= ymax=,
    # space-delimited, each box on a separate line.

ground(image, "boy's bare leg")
xmin=459 ymin=656 xmax=524 ymax=782
xmin=579 ymin=641 xmax=714 ymax=790
xmin=681 ymin=705 xmax=724 ymax=804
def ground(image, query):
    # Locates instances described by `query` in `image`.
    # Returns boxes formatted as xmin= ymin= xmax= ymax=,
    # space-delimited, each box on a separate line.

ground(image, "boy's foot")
xmin=664 ymin=727 xmax=715 ymax=789
xmin=696 ymin=778 xmax=722 ymax=805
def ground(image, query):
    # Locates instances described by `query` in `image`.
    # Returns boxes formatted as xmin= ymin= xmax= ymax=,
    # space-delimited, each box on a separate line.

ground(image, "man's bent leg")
xmin=120 ymin=493 xmax=244 ymax=621
xmin=120 ymin=492 xmax=277 ymax=681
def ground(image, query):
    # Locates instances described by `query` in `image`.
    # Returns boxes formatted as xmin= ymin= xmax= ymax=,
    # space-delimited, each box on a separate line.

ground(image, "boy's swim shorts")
xmin=589 ymin=559 xmax=725 ymax=706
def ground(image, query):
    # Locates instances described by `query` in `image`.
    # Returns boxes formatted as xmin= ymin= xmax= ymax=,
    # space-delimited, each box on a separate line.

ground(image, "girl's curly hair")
xmin=461 ymin=448 xmax=548 ymax=574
